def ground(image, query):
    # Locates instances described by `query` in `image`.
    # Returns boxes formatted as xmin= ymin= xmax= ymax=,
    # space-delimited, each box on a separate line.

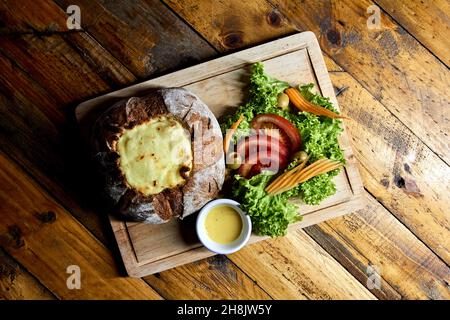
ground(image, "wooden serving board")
xmin=76 ymin=32 xmax=365 ymax=277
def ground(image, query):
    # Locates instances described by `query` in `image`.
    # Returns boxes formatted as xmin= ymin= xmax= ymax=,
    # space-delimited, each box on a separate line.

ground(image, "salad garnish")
xmin=221 ymin=62 xmax=346 ymax=237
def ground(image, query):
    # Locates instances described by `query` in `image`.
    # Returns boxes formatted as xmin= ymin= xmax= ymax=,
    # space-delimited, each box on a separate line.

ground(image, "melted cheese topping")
xmin=116 ymin=116 xmax=192 ymax=195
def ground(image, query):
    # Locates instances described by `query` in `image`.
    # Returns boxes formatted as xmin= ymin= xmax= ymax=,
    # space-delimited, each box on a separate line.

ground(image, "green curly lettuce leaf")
xmin=222 ymin=62 xmax=345 ymax=236
xmin=232 ymin=173 xmax=301 ymax=237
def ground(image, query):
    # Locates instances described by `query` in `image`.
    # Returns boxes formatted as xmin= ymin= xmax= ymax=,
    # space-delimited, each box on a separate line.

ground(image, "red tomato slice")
xmin=238 ymin=147 xmax=289 ymax=179
xmin=236 ymin=134 xmax=289 ymax=161
xmin=254 ymin=122 xmax=291 ymax=149
xmin=250 ymin=114 xmax=301 ymax=151
xmin=238 ymin=158 xmax=281 ymax=178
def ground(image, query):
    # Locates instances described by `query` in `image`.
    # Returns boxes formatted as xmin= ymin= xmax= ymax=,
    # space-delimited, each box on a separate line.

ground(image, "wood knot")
xmin=393 ymin=175 xmax=405 ymax=188
xmin=8 ymin=225 xmax=25 ymax=249
xmin=266 ymin=10 xmax=282 ymax=27
xmin=403 ymin=163 xmax=412 ymax=174
xmin=222 ymin=32 xmax=244 ymax=49
xmin=36 ymin=211 xmax=56 ymax=223
xmin=0 ymin=264 xmax=17 ymax=283
xmin=380 ymin=178 xmax=389 ymax=188
xmin=394 ymin=175 xmax=423 ymax=197
xmin=326 ymin=29 xmax=341 ymax=46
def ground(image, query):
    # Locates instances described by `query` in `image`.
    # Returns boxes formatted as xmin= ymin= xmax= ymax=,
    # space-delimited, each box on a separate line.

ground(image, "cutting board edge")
xmin=75 ymin=31 xmax=365 ymax=277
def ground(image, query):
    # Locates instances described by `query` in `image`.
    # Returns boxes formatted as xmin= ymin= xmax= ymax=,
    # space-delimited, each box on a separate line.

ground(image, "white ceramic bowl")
xmin=196 ymin=199 xmax=252 ymax=254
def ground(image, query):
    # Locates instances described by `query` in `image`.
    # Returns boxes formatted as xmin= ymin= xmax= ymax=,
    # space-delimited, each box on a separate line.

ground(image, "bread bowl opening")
xmin=116 ymin=115 xmax=193 ymax=195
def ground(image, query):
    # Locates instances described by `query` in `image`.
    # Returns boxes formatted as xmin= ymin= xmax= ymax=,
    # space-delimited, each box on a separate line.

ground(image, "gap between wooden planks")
xmin=0 ymin=149 xmax=376 ymax=299
xmin=0 ymin=0 xmax=446 ymax=298
xmin=0 ymin=0 xmax=278 ymax=299
xmin=0 ymin=248 xmax=56 ymax=300
xmin=162 ymin=0 xmax=450 ymax=294
xmin=0 ymin=151 xmax=163 ymax=299
xmin=374 ymin=0 xmax=450 ymax=67
xmin=74 ymin=32 xmax=366 ymax=279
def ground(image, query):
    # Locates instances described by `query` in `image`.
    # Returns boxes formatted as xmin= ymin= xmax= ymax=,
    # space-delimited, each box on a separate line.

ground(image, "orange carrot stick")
xmin=268 ymin=159 xmax=343 ymax=195
xmin=223 ymin=114 xmax=244 ymax=153
xmin=265 ymin=157 xmax=309 ymax=193
xmin=285 ymin=88 xmax=351 ymax=120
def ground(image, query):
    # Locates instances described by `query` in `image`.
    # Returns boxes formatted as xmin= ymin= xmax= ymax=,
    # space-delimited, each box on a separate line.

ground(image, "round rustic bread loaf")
xmin=91 ymin=88 xmax=225 ymax=223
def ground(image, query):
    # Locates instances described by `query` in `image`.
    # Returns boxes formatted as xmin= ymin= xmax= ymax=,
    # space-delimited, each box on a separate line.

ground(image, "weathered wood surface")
xmin=0 ymin=0 xmax=448 ymax=299
xmin=328 ymin=67 xmax=450 ymax=264
xmin=229 ymin=229 xmax=377 ymax=300
xmin=0 ymin=152 xmax=162 ymax=299
xmin=375 ymin=0 xmax=450 ymax=66
xmin=143 ymin=256 xmax=272 ymax=300
xmin=0 ymin=249 xmax=55 ymax=300
xmin=53 ymin=0 xmax=216 ymax=78
xmin=76 ymin=33 xmax=366 ymax=277
xmin=162 ymin=0 xmax=450 ymax=298
xmin=0 ymin=0 xmax=273 ymax=300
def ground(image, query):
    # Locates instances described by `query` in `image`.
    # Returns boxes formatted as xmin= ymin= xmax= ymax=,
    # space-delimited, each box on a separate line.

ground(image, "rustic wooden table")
xmin=0 ymin=0 xmax=449 ymax=300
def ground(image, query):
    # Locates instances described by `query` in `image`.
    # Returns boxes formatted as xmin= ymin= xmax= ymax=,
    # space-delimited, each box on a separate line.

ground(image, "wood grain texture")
xmin=145 ymin=255 xmax=271 ymax=300
xmin=0 ymin=0 xmax=136 ymax=87
xmin=270 ymin=0 xmax=450 ymax=165
xmin=307 ymin=194 xmax=450 ymax=300
xmin=164 ymin=0 xmax=293 ymax=51
xmin=0 ymin=152 xmax=162 ymax=299
xmin=0 ymin=249 xmax=55 ymax=300
xmin=76 ymin=33 xmax=365 ymax=277
xmin=0 ymin=0 xmax=274 ymax=299
xmin=375 ymin=0 xmax=450 ymax=66
xmin=162 ymin=0 xmax=450 ymax=296
xmin=229 ymin=229 xmax=376 ymax=300
xmin=327 ymin=64 xmax=450 ymax=264
xmin=54 ymin=0 xmax=216 ymax=78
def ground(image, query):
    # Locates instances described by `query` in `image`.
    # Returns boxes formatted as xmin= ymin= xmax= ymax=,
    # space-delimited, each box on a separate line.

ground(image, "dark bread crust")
xmin=91 ymin=88 xmax=225 ymax=223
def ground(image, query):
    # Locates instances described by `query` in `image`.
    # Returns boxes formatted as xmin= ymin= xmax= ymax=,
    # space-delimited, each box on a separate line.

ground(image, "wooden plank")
xmin=54 ymin=0 xmax=216 ymax=78
xmin=229 ymin=228 xmax=376 ymax=299
xmin=167 ymin=0 xmax=450 ymax=166
xmin=328 ymin=65 xmax=450 ymax=264
xmin=145 ymin=256 xmax=272 ymax=299
xmin=0 ymin=249 xmax=55 ymax=300
xmin=164 ymin=0 xmax=450 ymax=290
xmin=76 ymin=33 xmax=365 ymax=277
xmin=375 ymin=0 xmax=450 ymax=66
xmin=0 ymin=51 xmax=110 ymax=246
xmin=307 ymin=194 xmax=450 ymax=300
xmin=0 ymin=152 xmax=162 ymax=299
xmin=0 ymin=1 xmax=274 ymax=298
xmin=0 ymin=57 xmax=271 ymax=303
xmin=0 ymin=1 xmax=136 ymax=87
xmin=0 ymin=37 xmax=110 ymax=106
xmin=164 ymin=0 xmax=293 ymax=51
xmin=269 ymin=0 xmax=450 ymax=165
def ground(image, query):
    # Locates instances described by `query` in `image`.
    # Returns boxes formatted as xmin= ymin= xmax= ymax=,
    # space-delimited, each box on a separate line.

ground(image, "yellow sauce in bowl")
xmin=205 ymin=205 xmax=243 ymax=244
